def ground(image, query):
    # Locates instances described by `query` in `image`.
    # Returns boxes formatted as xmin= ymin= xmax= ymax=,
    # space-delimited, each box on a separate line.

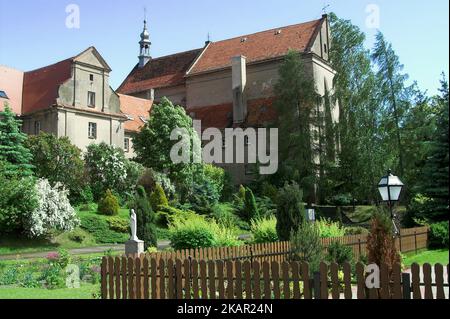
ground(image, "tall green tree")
xmin=0 ymin=104 xmax=33 ymax=177
xmin=26 ymin=133 xmax=86 ymax=205
xmin=412 ymin=75 xmax=449 ymax=222
xmin=329 ymin=13 xmax=386 ymax=202
xmin=274 ymin=50 xmax=319 ymax=200
xmin=372 ymin=31 xmax=410 ymax=177
xmin=133 ymin=97 xmax=202 ymax=193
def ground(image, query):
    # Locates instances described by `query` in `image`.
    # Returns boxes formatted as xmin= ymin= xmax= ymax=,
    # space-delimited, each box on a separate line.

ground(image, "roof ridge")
xmin=151 ymin=48 xmax=202 ymax=61
xmin=209 ymin=18 xmax=322 ymax=44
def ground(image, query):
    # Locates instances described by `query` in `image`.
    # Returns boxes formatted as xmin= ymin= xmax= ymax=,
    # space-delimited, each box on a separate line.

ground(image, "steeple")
xmin=138 ymin=18 xmax=151 ymax=68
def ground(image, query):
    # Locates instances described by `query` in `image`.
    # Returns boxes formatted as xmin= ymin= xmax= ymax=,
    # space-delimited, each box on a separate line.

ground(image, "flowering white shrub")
xmin=26 ymin=179 xmax=80 ymax=238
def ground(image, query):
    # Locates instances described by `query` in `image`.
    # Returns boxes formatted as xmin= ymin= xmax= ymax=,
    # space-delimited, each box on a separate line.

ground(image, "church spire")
xmin=138 ymin=16 xmax=151 ymax=68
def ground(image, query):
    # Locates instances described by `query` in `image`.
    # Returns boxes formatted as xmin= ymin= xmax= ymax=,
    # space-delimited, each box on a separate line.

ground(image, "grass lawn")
xmin=403 ymin=249 xmax=449 ymax=267
xmin=0 ymin=283 xmax=99 ymax=299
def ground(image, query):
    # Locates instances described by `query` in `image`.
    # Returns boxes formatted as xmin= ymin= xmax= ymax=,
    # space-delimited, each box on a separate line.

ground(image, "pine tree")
xmin=149 ymin=184 xmax=168 ymax=211
xmin=134 ymin=186 xmax=157 ymax=249
xmin=415 ymin=75 xmax=449 ymax=221
xmin=0 ymin=104 xmax=33 ymax=177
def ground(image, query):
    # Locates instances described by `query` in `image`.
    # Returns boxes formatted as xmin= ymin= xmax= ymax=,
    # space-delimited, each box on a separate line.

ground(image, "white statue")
xmin=130 ymin=209 xmax=138 ymax=241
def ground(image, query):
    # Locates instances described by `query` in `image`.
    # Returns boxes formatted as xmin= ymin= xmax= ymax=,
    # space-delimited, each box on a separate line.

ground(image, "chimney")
xmin=231 ymin=55 xmax=247 ymax=124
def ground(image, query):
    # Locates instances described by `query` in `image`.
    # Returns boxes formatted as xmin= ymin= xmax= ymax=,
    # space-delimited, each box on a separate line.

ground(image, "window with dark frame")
xmin=88 ymin=91 xmax=96 ymax=107
xmin=124 ymin=138 xmax=130 ymax=152
xmin=89 ymin=74 xmax=94 ymax=81
xmin=88 ymin=122 xmax=97 ymax=139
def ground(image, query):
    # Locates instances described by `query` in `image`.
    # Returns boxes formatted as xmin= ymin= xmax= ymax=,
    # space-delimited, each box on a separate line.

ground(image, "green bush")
xmin=156 ymin=205 xmax=194 ymax=227
xmin=260 ymin=181 xmax=278 ymax=203
xmin=97 ymin=190 xmax=119 ymax=216
xmin=203 ymin=164 xmax=225 ymax=199
xmin=276 ymin=182 xmax=305 ymax=241
xmin=326 ymin=241 xmax=354 ymax=265
xmin=108 ymin=217 xmax=129 ymax=233
xmin=290 ymin=222 xmax=323 ymax=274
xmin=68 ymin=229 xmax=87 ymax=243
xmin=213 ymin=226 xmax=242 ymax=247
xmin=326 ymin=193 xmax=353 ymax=206
xmin=80 ymin=215 xmax=128 ymax=244
xmin=150 ymin=184 xmax=169 ymax=211
xmin=344 ymin=226 xmax=369 ymax=235
xmin=316 ymin=218 xmax=346 ymax=238
xmin=429 ymin=221 xmax=449 ymax=248
xmin=251 ymin=216 xmax=279 ymax=243
xmin=169 ymin=214 xmax=216 ymax=250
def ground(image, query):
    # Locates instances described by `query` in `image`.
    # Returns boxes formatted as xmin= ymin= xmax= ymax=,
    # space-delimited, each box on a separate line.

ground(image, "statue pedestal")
xmin=125 ymin=239 xmax=144 ymax=256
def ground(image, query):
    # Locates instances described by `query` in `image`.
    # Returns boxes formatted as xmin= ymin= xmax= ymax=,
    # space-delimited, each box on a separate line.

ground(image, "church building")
xmin=118 ymin=14 xmax=339 ymax=184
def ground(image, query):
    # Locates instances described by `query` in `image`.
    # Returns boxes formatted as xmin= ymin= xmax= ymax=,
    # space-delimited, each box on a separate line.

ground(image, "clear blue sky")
xmin=0 ymin=0 xmax=448 ymax=95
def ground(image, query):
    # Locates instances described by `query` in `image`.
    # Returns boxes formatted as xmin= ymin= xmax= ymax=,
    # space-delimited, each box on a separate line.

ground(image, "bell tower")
xmin=138 ymin=18 xmax=151 ymax=68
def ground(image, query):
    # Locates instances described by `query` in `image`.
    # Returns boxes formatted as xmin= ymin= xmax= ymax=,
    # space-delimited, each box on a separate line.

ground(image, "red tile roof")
xmin=117 ymin=49 xmax=202 ymax=95
xmin=188 ymin=19 xmax=322 ymax=75
xmin=22 ymin=58 xmax=73 ymax=115
xmin=118 ymin=94 xmax=153 ymax=133
xmin=188 ymin=97 xmax=277 ymax=129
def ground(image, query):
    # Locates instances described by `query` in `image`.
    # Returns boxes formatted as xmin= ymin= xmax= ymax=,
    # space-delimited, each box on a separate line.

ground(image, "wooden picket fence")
xmin=101 ymin=257 xmax=449 ymax=299
xmin=144 ymin=226 xmax=429 ymax=264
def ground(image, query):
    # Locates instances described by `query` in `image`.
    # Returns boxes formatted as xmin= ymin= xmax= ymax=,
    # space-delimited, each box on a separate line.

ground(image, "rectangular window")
xmin=34 ymin=121 xmax=41 ymax=135
xmin=124 ymin=137 xmax=130 ymax=152
xmin=88 ymin=91 xmax=96 ymax=107
xmin=89 ymin=74 xmax=94 ymax=81
xmin=88 ymin=122 xmax=97 ymax=139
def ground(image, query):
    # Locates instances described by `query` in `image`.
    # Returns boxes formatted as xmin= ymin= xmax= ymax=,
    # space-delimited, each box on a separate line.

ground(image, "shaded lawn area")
xmin=0 ymin=283 xmax=99 ymax=299
xmin=403 ymin=249 xmax=449 ymax=267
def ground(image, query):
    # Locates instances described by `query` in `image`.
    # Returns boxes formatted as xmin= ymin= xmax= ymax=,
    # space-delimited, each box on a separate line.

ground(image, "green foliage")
xmin=316 ymin=218 xmax=346 ymax=238
xmin=149 ymin=184 xmax=169 ymax=211
xmin=133 ymin=97 xmax=202 ymax=187
xmin=326 ymin=193 xmax=353 ymax=206
xmin=79 ymin=215 xmax=128 ymax=244
xmin=251 ymin=216 xmax=279 ymax=243
xmin=85 ymin=142 xmax=141 ymax=201
xmin=276 ymin=182 xmax=305 ymax=241
xmin=274 ymin=50 xmax=319 ymax=199
xmin=290 ymin=222 xmax=323 ymax=273
xmin=326 ymin=241 xmax=354 ymax=265
xmin=429 ymin=221 xmax=449 ymax=249
xmin=107 ymin=217 xmax=129 ymax=233
xmin=68 ymin=229 xmax=87 ymax=243
xmin=260 ymin=181 xmax=278 ymax=203
xmin=156 ymin=205 xmax=193 ymax=227
xmin=344 ymin=226 xmax=369 ymax=235
xmin=242 ymin=187 xmax=259 ymax=222
xmin=169 ymin=214 xmax=216 ymax=250
xmin=203 ymin=164 xmax=225 ymax=198
xmin=0 ymin=161 xmax=38 ymax=233
xmin=220 ymin=170 xmax=235 ymax=202
xmin=25 ymin=133 xmax=86 ymax=205
xmin=97 ymin=190 xmax=119 ymax=216
xmin=168 ymin=213 xmax=240 ymax=249
xmin=0 ymin=104 xmax=33 ymax=177
xmin=133 ymin=186 xmax=157 ymax=249
xmin=137 ymin=168 xmax=176 ymax=199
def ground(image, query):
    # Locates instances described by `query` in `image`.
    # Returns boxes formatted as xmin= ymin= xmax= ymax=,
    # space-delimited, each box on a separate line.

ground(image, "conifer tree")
xmin=243 ymin=187 xmax=259 ymax=222
xmin=275 ymin=182 xmax=305 ymax=241
xmin=134 ymin=186 xmax=157 ymax=249
xmin=0 ymin=104 xmax=33 ymax=177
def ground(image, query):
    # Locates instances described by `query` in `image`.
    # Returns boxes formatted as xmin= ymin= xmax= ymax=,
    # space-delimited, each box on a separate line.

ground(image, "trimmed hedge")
xmin=429 ymin=221 xmax=449 ymax=248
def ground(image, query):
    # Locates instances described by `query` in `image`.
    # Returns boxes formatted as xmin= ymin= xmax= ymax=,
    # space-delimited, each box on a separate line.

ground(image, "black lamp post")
xmin=378 ymin=169 xmax=404 ymax=237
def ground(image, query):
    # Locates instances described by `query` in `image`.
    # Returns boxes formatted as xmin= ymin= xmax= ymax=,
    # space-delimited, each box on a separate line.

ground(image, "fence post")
xmin=173 ymin=263 xmax=177 ymax=299
xmin=402 ymin=273 xmax=411 ymax=300
xmin=399 ymin=232 xmax=403 ymax=252
xmin=358 ymin=239 xmax=362 ymax=258
xmin=414 ymin=231 xmax=418 ymax=254
xmin=313 ymin=272 xmax=321 ymax=299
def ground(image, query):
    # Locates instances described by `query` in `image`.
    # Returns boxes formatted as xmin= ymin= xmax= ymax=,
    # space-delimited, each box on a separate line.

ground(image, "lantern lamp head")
xmin=378 ymin=169 xmax=404 ymax=202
